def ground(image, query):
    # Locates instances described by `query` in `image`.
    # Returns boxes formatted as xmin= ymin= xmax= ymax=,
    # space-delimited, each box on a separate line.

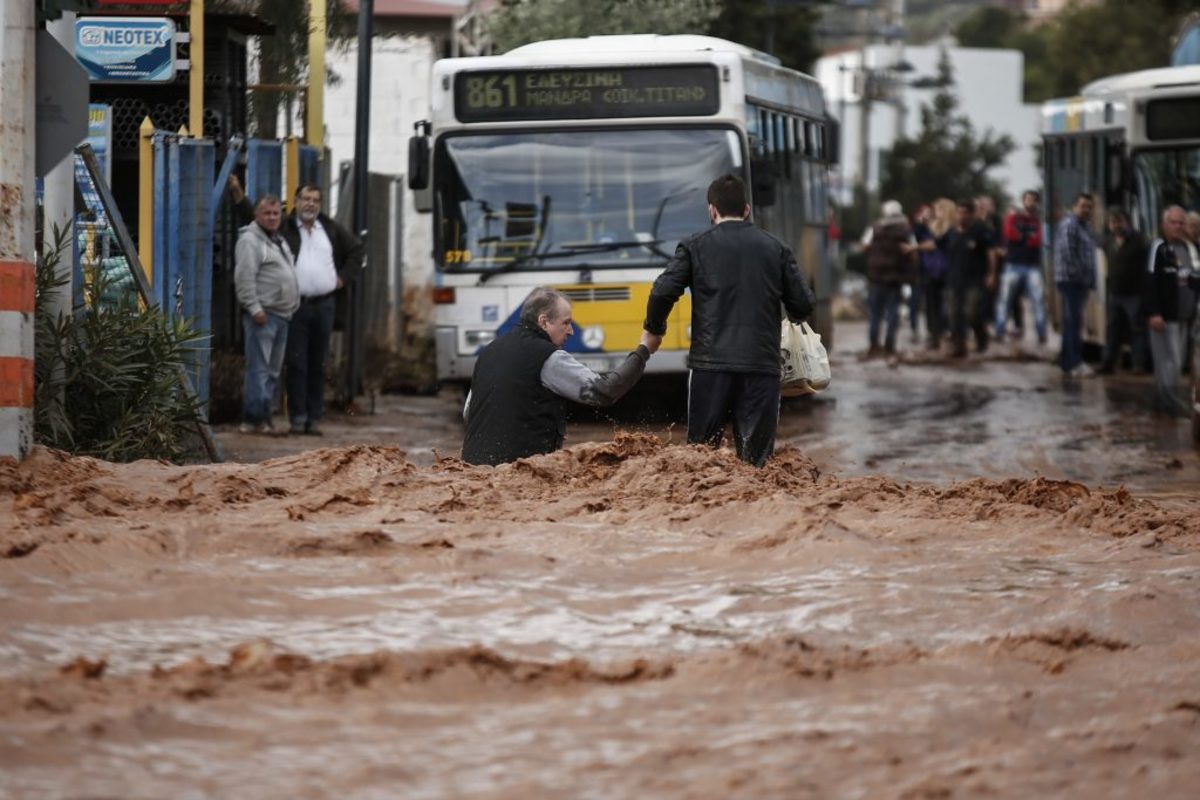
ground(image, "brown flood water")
xmin=2 ymin=420 xmax=1200 ymax=798
xmin=3 ymin=323 xmax=1200 ymax=797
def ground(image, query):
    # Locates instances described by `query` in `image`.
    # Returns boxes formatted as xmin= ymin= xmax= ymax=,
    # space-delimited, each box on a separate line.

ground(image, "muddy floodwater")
xmin=2 ymin=325 xmax=1199 ymax=798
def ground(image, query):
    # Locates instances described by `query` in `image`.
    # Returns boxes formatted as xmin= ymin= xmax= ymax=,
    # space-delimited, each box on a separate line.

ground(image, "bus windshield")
xmin=1132 ymin=146 xmax=1200 ymax=232
xmin=434 ymin=127 xmax=743 ymax=272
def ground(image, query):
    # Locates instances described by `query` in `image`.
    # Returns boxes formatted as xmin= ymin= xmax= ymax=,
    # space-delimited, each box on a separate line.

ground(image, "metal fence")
xmin=153 ymin=136 xmax=215 ymax=407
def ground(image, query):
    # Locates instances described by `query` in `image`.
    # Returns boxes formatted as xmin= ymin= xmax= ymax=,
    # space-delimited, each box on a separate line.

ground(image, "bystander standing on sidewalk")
xmin=943 ymin=199 xmax=997 ymax=358
xmin=996 ymin=190 xmax=1048 ymax=347
xmin=1144 ymin=206 xmax=1200 ymax=415
xmin=1099 ymin=207 xmax=1150 ymax=374
xmin=1053 ymin=193 xmax=1098 ymax=377
xmin=861 ymin=199 xmax=916 ymax=359
xmin=281 ymin=185 xmax=364 ymax=436
xmin=234 ymin=195 xmax=299 ymax=434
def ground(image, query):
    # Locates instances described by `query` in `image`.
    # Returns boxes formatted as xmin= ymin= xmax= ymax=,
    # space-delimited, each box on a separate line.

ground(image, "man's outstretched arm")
xmin=541 ymin=335 xmax=656 ymax=407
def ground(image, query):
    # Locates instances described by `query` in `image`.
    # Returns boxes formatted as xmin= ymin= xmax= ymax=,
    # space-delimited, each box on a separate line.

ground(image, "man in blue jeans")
xmin=234 ymin=195 xmax=299 ymax=434
xmin=1052 ymin=193 xmax=1097 ymax=377
xmin=861 ymin=199 xmax=915 ymax=358
xmin=996 ymin=190 xmax=1048 ymax=346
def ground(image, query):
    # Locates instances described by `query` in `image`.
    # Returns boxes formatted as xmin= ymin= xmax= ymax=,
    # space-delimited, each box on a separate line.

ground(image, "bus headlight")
xmin=581 ymin=325 xmax=605 ymax=349
xmin=686 ymin=325 xmax=692 ymax=340
xmin=465 ymin=330 xmax=496 ymax=347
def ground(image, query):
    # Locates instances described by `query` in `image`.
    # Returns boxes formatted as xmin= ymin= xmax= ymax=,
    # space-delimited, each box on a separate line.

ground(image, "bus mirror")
xmin=826 ymin=118 xmax=840 ymax=165
xmin=408 ymin=134 xmax=430 ymax=190
xmin=751 ymin=158 xmax=777 ymax=207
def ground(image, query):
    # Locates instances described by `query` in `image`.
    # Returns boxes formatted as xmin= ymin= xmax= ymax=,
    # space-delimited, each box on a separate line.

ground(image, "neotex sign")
xmin=74 ymin=17 xmax=176 ymax=83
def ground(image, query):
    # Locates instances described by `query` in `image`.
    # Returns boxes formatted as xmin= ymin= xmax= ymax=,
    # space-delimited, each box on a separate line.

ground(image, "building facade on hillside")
xmin=814 ymin=43 xmax=1041 ymax=205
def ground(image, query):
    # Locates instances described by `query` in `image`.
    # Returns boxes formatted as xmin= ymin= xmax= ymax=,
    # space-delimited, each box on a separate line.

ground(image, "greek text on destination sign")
xmin=454 ymin=65 xmax=720 ymax=123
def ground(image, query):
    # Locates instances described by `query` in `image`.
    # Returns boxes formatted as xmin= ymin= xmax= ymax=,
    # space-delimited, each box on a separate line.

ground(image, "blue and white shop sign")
xmin=74 ymin=17 xmax=177 ymax=83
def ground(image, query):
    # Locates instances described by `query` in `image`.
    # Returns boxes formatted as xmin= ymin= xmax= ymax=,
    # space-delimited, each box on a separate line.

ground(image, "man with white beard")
xmin=282 ymin=185 xmax=364 ymax=436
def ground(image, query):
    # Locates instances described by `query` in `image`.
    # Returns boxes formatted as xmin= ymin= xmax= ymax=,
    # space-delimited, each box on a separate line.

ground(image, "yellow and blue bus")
xmin=408 ymin=34 xmax=835 ymax=386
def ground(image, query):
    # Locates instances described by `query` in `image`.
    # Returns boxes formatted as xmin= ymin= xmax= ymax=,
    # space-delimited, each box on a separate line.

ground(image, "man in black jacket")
xmin=463 ymin=288 xmax=659 ymax=466
xmin=281 ymin=185 xmax=364 ymax=435
xmin=1099 ymin=207 xmax=1149 ymax=374
xmin=1144 ymin=205 xmax=1200 ymax=416
xmin=642 ymin=174 xmax=815 ymax=467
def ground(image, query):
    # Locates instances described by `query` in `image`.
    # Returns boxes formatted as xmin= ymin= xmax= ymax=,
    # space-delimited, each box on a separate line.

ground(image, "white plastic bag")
xmin=780 ymin=320 xmax=831 ymax=396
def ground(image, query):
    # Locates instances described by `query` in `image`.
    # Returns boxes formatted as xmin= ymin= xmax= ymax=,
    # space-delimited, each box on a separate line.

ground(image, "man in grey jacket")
xmin=234 ymin=195 xmax=300 ymax=434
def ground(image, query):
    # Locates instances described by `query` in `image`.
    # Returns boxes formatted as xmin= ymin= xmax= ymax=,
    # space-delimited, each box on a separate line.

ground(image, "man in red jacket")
xmin=995 ymin=190 xmax=1048 ymax=345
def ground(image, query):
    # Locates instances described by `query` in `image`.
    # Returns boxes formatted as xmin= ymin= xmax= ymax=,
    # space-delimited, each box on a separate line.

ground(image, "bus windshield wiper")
xmin=476 ymin=239 xmax=669 ymax=285
xmin=475 ymin=246 xmax=582 ymax=284
xmin=553 ymin=239 xmax=671 ymax=259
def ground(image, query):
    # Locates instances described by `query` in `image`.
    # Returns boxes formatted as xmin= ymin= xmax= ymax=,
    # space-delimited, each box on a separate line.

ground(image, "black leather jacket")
xmin=644 ymin=220 xmax=815 ymax=374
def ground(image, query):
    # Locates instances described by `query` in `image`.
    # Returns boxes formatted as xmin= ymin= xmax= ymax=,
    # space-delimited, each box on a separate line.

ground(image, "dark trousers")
xmin=688 ymin=369 xmax=781 ymax=468
xmin=1102 ymin=292 xmax=1147 ymax=371
xmin=867 ymin=282 xmax=903 ymax=351
xmin=925 ymin=276 xmax=947 ymax=343
xmin=286 ymin=294 xmax=336 ymax=427
xmin=906 ymin=282 xmax=921 ymax=334
xmin=1058 ymin=282 xmax=1088 ymax=373
xmin=948 ymin=280 xmax=989 ymax=352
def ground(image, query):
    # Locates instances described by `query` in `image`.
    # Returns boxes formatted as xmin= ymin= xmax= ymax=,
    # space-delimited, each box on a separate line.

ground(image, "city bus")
xmin=408 ymin=34 xmax=835 ymax=387
xmin=1040 ymin=65 xmax=1200 ymax=342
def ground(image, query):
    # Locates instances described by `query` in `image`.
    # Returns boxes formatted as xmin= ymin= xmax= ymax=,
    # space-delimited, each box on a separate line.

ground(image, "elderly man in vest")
xmin=234 ymin=195 xmax=299 ymax=434
xmin=462 ymin=288 xmax=659 ymax=465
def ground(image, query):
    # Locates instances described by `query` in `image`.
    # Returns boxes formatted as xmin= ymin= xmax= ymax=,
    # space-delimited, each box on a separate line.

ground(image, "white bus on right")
xmin=1041 ymin=65 xmax=1200 ymax=438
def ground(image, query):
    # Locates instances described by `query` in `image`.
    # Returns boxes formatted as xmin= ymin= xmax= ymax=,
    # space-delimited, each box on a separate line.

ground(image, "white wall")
xmin=816 ymin=44 xmax=1042 ymax=204
xmin=325 ymin=36 xmax=436 ymax=300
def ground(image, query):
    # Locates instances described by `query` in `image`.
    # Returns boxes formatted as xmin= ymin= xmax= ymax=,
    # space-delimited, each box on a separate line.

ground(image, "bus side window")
xmin=1105 ymin=138 xmax=1125 ymax=200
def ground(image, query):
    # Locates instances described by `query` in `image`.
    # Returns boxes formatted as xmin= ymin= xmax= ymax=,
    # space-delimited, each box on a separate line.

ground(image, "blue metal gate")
xmin=151 ymin=135 xmax=216 ymax=411
xmin=246 ymin=139 xmax=284 ymax=202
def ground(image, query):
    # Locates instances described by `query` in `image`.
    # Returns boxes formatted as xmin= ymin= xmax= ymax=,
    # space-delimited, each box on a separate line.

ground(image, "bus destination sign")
xmin=454 ymin=65 xmax=720 ymax=123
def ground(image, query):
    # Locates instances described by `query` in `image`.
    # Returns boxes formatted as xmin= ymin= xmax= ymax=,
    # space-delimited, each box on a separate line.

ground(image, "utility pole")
xmin=891 ymin=0 xmax=907 ymax=141
xmin=0 ymin=2 xmax=36 ymax=458
xmin=307 ymin=0 xmax=326 ymax=147
xmin=857 ymin=43 xmax=873 ymax=228
xmin=345 ymin=0 xmax=373 ymax=407
xmin=44 ymin=11 xmax=76 ymax=323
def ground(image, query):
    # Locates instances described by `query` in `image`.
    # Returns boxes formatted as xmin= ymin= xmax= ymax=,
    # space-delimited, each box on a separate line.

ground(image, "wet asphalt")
xmin=215 ymin=321 xmax=1199 ymax=495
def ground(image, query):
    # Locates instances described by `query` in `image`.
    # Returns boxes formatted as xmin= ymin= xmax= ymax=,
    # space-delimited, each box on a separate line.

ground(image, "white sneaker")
xmin=1070 ymin=363 xmax=1095 ymax=378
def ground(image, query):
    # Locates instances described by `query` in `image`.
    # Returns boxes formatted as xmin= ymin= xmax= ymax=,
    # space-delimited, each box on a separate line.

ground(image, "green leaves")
xmin=34 ymin=229 xmax=207 ymax=464
xmin=487 ymin=0 xmax=721 ymax=55
xmin=880 ymin=49 xmax=1015 ymax=215
xmin=954 ymin=0 xmax=1186 ymax=104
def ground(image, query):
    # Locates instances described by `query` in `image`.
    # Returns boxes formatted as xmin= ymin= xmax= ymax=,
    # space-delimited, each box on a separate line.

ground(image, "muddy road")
xmin=2 ymin=323 xmax=1198 ymax=798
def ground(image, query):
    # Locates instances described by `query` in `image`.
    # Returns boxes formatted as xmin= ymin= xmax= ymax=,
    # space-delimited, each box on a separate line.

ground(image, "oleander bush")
xmin=34 ymin=226 xmax=206 ymax=463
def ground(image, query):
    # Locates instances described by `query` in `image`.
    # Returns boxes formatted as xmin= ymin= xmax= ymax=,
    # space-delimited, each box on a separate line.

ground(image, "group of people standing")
xmin=231 ymin=180 xmax=364 ymax=436
xmin=862 ymin=191 xmax=1048 ymax=361
xmin=1106 ymin=204 xmax=1200 ymax=416
xmin=862 ymin=188 xmax=1200 ymax=416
